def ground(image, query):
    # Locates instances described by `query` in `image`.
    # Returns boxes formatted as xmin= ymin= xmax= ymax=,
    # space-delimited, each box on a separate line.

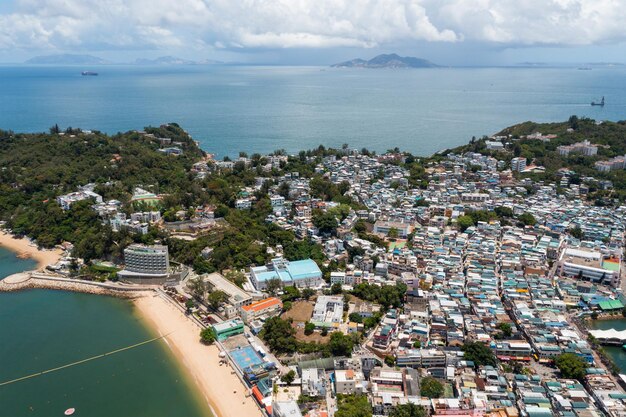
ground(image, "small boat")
xmin=64 ymin=408 xmax=76 ymax=416
xmin=622 ymin=344 xmax=626 ymax=350
xmin=591 ymin=96 xmax=605 ymax=106
xmin=81 ymin=71 xmax=98 ymax=76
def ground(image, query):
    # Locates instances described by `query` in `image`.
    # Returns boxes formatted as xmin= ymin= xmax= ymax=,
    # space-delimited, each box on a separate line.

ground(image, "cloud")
xmin=0 ymin=0 xmax=625 ymax=52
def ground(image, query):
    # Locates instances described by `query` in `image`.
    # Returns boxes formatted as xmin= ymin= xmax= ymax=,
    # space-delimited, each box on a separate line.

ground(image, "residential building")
xmin=301 ymin=368 xmax=326 ymax=397
xmin=511 ymin=157 xmax=527 ymax=172
xmin=334 ymin=369 xmax=366 ymax=395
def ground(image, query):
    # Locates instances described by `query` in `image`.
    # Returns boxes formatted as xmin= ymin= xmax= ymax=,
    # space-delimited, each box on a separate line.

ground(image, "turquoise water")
xmin=589 ymin=319 xmax=626 ymax=373
xmin=1 ymin=65 xmax=626 ymax=157
xmin=0 ymin=252 xmax=210 ymax=417
xmin=0 ymin=247 xmax=37 ymax=276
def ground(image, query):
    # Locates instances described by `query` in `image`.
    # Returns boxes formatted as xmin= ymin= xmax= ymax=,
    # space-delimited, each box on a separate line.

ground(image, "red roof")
xmin=242 ymin=297 xmax=282 ymax=313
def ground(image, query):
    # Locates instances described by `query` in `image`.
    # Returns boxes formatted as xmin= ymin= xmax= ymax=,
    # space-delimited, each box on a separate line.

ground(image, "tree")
xmin=331 ymin=283 xmax=343 ymax=295
xmin=329 ymin=332 xmax=354 ymax=357
xmin=301 ymin=288 xmax=316 ymax=300
xmin=388 ymin=227 xmax=399 ymax=239
xmin=207 ymin=290 xmax=228 ymax=310
xmin=266 ymin=277 xmax=282 ymax=296
xmin=281 ymin=370 xmax=296 ymax=385
xmin=420 ymin=376 xmax=444 ymax=398
xmin=282 ymin=286 xmax=301 ymax=302
xmin=389 ymin=403 xmax=427 ymax=417
xmin=462 ymin=342 xmax=497 ymax=367
xmin=554 ymin=353 xmax=588 ymax=380
xmin=413 ymin=340 xmax=421 ymax=348
xmin=384 ymin=355 xmax=396 ymax=367
xmin=457 ymin=215 xmax=474 ymax=232
xmin=304 ymin=322 xmax=315 ymax=336
xmin=278 ymin=182 xmax=290 ymax=199
xmin=517 ymin=212 xmax=537 ymax=226
xmin=187 ymin=276 xmax=207 ymax=300
xmin=224 ymin=270 xmax=247 ymax=288
xmin=494 ymin=206 xmax=514 ymax=218
xmin=569 ymin=225 xmax=584 ymax=240
xmin=260 ymin=317 xmax=297 ymax=354
xmin=313 ymin=211 xmax=338 ymax=234
xmin=349 ymin=313 xmax=363 ymax=323
xmin=335 ymin=394 xmax=372 ymax=417
xmin=200 ymin=327 xmax=216 ymax=345
xmin=497 ymin=322 xmax=513 ymax=338
xmin=283 ymin=301 xmax=293 ymax=311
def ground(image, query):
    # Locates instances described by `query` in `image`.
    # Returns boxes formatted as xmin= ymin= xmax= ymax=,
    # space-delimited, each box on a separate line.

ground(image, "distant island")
xmin=133 ymin=56 xmax=223 ymax=65
xmin=331 ymin=53 xmax=438 ymax=69
xmin=25 ymin=54 xmax=223 ymax=66
xmin=25 ymin=54 xmax=111 ymax=65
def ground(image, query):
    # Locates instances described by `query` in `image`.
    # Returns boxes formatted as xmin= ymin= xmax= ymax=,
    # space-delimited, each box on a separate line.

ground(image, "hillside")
xmin=445 ymin=116 xmax=626 ymax=199
xmin=25 ymin=54 xmax=110 ymax=65
xmin=0 ymin=124 xmax=204 ymax=253
xmin=332 ymin=53 xmax=438 ymax=68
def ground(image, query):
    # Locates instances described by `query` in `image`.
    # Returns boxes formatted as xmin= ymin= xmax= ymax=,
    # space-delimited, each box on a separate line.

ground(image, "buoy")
xmin=64 ymin=408 xmax=76 ymax=416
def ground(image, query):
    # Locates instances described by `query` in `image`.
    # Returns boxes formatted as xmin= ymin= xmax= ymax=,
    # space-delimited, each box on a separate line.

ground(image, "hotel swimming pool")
xmin=230 ymin=345 xmax=264 ymax=371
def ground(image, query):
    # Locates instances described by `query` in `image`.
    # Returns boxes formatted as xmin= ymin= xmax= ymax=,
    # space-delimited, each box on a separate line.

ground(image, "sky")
xmin=1 ymin=0 xmax=626 ymax=65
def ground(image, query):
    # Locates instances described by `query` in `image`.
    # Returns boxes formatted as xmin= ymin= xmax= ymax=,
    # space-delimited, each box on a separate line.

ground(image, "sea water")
xmin=1 ymin=65 xmax=625 ymax=158
xmin=0 ymin=249 xmax=210 ymax=417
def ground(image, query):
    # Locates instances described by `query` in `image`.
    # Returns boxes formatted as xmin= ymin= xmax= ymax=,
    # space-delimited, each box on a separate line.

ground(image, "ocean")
xmin=1 ymin=65 xmax=626 ymax=158
xmin=589 ymin=319 xmax=626 ymax=374
xmin=0 ymin=250 xmax=210 ymax=417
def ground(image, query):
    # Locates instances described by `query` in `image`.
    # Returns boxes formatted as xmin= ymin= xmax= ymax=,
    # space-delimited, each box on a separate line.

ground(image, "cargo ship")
xmin=81 ymin=71 xmax=98 ymax=76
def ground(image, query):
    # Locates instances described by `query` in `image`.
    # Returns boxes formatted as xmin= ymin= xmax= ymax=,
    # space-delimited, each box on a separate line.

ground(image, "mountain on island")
xmin=134 ymin=56 xmax=223 ymax=65
xmin=332 ymin=53 xmax=438 ymax=68
xmin=25 ymin=54 xmax=111 ymax=65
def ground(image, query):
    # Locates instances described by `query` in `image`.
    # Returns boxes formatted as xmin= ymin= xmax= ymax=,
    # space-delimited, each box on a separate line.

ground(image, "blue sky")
xmin=1 ymin=0 xmax=626 ymax=65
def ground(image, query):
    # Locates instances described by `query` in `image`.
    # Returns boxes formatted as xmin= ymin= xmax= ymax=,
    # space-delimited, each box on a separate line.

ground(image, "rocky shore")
xmin=0 ymin=271 xmax=156 ymax=298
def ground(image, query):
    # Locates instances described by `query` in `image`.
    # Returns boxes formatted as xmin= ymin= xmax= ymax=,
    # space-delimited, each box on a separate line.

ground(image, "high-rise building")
xmin=118 ymin=244 xmax=169 ymax=282
xmin=511 ymin=157 xmax=527 ymax=172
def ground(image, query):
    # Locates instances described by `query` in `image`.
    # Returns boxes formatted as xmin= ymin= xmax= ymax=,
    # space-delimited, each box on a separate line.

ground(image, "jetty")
xmin=0 ymin=271 xmax=157 ymax=298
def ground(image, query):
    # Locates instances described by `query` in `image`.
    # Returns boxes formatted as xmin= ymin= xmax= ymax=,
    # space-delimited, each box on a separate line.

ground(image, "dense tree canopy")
xmin=260 ymin=317 xmax=298 ymax=354
xmin=420 ymin=377 xmax=444 ymax=398
xmin=389 ymin=403 xmax=428 ymax=417
xmin=335 ymin=395 xmax=372 ymax=417
xmin=554 ymin=353 xmax=588 ymax=380
xmin=462 ymin=341 xmax=497 ymax=368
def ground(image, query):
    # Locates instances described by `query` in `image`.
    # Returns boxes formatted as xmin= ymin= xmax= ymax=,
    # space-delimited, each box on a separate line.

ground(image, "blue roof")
xmin=287 ymin=259 xmax=321 ymax=279
xmin=253 ymin=259 xmax=321 ymax=282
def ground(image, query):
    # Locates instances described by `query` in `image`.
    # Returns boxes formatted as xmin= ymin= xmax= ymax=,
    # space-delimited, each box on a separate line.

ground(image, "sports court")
xmin=229 ymin=345 xmax=264 ymax=371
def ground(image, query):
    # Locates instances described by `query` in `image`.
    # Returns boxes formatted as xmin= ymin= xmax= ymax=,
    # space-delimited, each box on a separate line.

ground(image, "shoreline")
xmin=134 ymin=293 xmax=263 ymax=417
xmin=0 ymin=273 xmax=264 ymax=417
xmin=0 ymin=271 xmax=155 ymax=297
xmin=0 ymin=230 xmax=62 ymax=269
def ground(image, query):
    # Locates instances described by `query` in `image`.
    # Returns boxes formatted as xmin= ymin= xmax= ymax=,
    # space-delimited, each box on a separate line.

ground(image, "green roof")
xmin=599 ymin=300 xmax=624 ymax=310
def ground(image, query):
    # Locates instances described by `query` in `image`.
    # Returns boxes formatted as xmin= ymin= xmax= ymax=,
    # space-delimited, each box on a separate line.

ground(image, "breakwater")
xmin=0 ymin=271 xmax=156 ymax=298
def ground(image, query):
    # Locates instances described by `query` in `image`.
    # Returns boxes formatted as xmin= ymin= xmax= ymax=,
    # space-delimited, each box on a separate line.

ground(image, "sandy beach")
xmin=0 ymin=230 xmax=62 ymax=269
xmin=134 ymin=293 xmax=263 ymax=417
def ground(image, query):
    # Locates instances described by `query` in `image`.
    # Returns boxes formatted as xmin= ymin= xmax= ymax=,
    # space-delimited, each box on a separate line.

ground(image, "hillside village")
xmin=5 ymin=121 xmax=626 ymax=417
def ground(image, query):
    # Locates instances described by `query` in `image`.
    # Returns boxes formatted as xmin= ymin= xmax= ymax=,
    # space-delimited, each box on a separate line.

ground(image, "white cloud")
xmin=1 ymin=0 xmax=625 ymax=52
